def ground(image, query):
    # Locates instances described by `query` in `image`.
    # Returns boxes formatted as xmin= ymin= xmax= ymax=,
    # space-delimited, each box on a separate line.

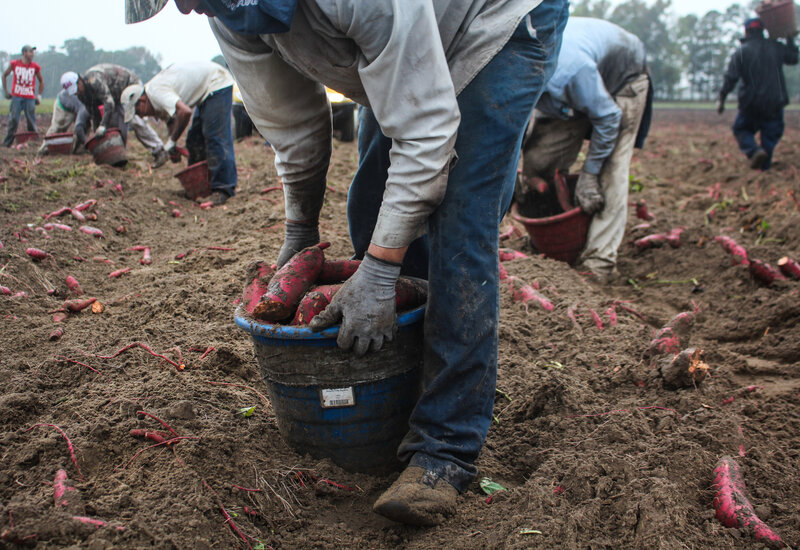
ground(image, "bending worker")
xmin=126 ymin=0 xmax=567 ymax=526
xmin=77 ymin=63 xmax=168 ymax=168
xmin=519 ymin=17 xmax=652 ymax=283
xmin=121 ymin=61 xmax=237 ymax=205
xmin=717 ymin=18 xmax=798 ymax=171
xmin=39 ymin=72 xmax=91 ymax=155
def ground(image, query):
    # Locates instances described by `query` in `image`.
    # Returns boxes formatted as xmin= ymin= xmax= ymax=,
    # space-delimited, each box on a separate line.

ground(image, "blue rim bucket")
xmin=235 ymin=304 xmax=425 ymax=473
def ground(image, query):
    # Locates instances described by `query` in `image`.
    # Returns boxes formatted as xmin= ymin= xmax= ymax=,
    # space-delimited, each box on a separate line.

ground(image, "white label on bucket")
xmin=320 ymin=387 xmax=355 ymax=408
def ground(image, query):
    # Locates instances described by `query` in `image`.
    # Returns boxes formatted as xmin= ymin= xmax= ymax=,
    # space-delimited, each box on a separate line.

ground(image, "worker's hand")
xmin=310 ymin=253 xmax=400 ymax=356
xmin=165 ymin=138 xmax=181 ymax=163
xmin=4 ymin=91 xmax=11 ymax=100
xmin=716 ymin=98 xmax=725 ymax=115
xmin=95 ymin=125 xmax=106 ymax=138
xmin=277 ymin=221 xmax=320 ymax=267
xmin=575 ymin=171 xmax=605 ymax=215
xmin=35 ymin=95 xmax=41 ymax=106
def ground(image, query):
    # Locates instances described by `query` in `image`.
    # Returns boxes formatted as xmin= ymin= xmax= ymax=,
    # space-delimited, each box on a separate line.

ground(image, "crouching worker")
xmin=520 ymin=17 xmax=652 ymax=283
xmin=126 ymin=0 xmax=567 ymax=526
xmin=121 ymin=61 xmax=237 ymax=205
xmin=39 ymin=72 xmax=91 ymax=155
xmin=77 ymin=63 xmax=168 ymax=167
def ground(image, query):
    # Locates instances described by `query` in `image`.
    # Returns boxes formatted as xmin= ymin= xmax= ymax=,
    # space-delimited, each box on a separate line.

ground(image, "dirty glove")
xmin=575 ymin=171 xmax=605 ymax=215
xmin=165 ymin=138 xmax=181 ymax=163
xmin=95 ymin=125 xmax=106 ymax=138
xmin=277 ymin=221 xmax=320 ymax=267
xmin=310 ymin=253 xmax=400 ymax=356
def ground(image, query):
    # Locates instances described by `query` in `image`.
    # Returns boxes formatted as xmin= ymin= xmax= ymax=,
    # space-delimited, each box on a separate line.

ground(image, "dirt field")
xmin=1 ymin=108 xmax=799 ymax=549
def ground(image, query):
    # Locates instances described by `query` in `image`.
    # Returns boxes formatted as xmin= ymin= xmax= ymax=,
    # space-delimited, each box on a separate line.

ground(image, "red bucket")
xmin=85 ymin=127 xmax=127 ymax=167
xmin=757 ymin=0 xmax=798 ymax=38
xmin=174 ymin=161 xmax=212 ymax=200
xmin=43 ymin=132 xmax=74 ymax=155
xmin=14 ymin=131 xmax=40 ymax=144
xmin=511 ymin=204 xmax=591 ymax=265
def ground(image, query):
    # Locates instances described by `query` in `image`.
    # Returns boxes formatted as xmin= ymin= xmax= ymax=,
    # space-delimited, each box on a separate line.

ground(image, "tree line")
xmin=572 ymin=0 xmax=800 ymax=100
xmin=0 ymin=37 xmax=161 ymax=98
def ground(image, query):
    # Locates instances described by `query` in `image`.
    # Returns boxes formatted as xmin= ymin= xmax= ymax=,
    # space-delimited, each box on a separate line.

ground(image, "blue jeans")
xmin=347 ymin=0 xmax=568 ymax=491
xmin=3 ymin=96 xmax=37 ymax=147
xmin=732 ymin=110 xmax=784 ymax=170
xmin=186 ymin=86 xmax=237 ymax=196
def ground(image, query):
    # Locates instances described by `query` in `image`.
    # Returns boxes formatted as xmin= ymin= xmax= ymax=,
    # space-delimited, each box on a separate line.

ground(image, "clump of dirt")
xmin=1 ymin=109 xmax=800 ymax=549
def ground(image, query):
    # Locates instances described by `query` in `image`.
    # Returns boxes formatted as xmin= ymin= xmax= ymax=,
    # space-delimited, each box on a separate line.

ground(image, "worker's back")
xmin=728 ymin=34 xmax=798 ymax=117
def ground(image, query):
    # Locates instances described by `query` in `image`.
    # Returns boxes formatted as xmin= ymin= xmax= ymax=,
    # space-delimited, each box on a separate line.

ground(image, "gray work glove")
xmin=277 ymin=221 xmax=320 ymax=267
xmin=310 ymin=253 xmax=400 ymax=356
xmin=95 ymin=125 xmax=106 ymax=138
xmin=575 ymin=171 xmax=605 ymax=215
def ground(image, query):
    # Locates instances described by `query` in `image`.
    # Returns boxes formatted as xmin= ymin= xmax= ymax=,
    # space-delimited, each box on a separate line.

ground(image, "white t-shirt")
xmin=145 ymin=61 xmax=234 ymax=119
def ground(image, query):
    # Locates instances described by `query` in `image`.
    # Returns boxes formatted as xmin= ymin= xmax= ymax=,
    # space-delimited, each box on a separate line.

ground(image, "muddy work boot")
xmin=151 ymin=148 xmax=169 ymax=169
xmin=205 ymin=191 xmax=230 ymax=206
xmin=372 ymin=466 xmax=458 ymax=526
xmin=749 ymin=148 xmax=768 ymax=170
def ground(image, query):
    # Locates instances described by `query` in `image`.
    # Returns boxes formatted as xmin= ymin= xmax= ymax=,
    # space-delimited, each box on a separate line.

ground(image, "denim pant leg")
xmin=200 ymin=86 xmax=237 ymax=196
xmin=347 ymin=107 xmax=429 ymax=279
xmin=759 ymin=112 xmax=784 ymax=170
xmin=398 ymin=0 xmax=568 ymax=492
xmin=3 ymin=97 xmax=24 ymax=146
xmin=23 ymin=98 xmax=37 ymax=132
xmin=186 ymin=107 xmax=206 ymax=165
xmin=732 ymin=111 xmax=759 ymax=158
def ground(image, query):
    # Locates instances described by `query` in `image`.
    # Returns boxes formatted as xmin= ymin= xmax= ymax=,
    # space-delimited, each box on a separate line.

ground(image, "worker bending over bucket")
xmin=126 ymin=0 xmax=566 ymax=526
xmin=519 ymin=17 xmax=653 ymax=283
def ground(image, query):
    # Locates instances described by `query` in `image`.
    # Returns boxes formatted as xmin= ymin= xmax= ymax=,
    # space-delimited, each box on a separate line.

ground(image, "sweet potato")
xmin=140 ymin=248 xmax=152 ymax=265
xmin=498 ymin=248 xmax=528 ymax=262
xmin=43 ymin=206 xmax=71 ymax=220
xmin=714 ymin=236 xmax=749 ymax=266
xmin=712 ymin=456 xmax=784 ymax=549
xmin=649 ymin=310 xmax=696 ymax=357
xmin=1 ymin=286 xmax=11 ymax=295
xmin=26 ymin=247 xmax=50 ymax=260
xmin=79 ymin=225 xmax=103 ymax=238
xmin=241 ymin=260 xmax=276 ymax=315
xmin=659 ymin=347 xmax=709 ymax=389
xmin=635 ymin=199 xmax=655 ymax=221
xmin=65 ymin=276 xmax=83 ymax=295
xmin=778 ymin=256 xmax=800 ymax=279
xmin=291 ymin=285 xmax=340 ymax=325
xmin=633 ymin=227 xmax=684 ymax=250
xmin=53 ymin=469 xmax=82 ymax=513
xmin=253 ymin=244 xmax=328 ymax=321
xmin=70 ymin=208 xmax=86 ymax=222
xmin=64 ymin=297 xmax=96 ymax=312
xmin=109 ymin=267 xmax=131 ymax=278
xmin=318 ymin=259 xmax=361 ymax=284
xmin=749 ymin=259 xmax=786 ymax=286
xmin=50 ymin=327 xmax=65 ymax=341
xmin=43 ymin=222 xmax=72 ymax=231
xmin=73 ymin=199 xmax=97 ymax=212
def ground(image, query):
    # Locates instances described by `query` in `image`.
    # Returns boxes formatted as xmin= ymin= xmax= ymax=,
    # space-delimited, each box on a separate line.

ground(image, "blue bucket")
xmin=235 ymin=304 xmax=425 ymax=473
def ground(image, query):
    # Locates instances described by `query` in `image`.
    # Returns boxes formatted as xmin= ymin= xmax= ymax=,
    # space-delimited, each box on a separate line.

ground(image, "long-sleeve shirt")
xmin=79 ymin=63 xmax=143 ymax=129
xmin=535 ymin=17 xmax=647 ymax=175
xmin=719 ymin=34 xmax=798 ymax=119
xmin=209 ymin=0 xmax=541 ymax=249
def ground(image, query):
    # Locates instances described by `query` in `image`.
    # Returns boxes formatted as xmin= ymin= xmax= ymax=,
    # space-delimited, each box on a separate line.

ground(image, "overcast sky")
xmin=2 ymin=0 xmax=753 ymax=66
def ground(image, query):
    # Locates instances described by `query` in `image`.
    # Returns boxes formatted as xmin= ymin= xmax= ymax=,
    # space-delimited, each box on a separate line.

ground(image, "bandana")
xmin=201 ymin=0 xmax=297 ymax=34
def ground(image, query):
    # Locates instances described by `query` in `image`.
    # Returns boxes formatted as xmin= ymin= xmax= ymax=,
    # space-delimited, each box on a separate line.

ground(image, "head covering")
xmin=121 ymin=84 xmax=145 ymax=122
xmin=201 ymin=0 xmax=297 ymax=35
xmin=744 ymin=18 xmax=764 ymax=31
xmin=125 ymin=0 xmax=169 ymax=23
xmin=60 ymin=72 xmax=79 ymax=95
xmin=21 ymin=45 xmax=36 ymax=54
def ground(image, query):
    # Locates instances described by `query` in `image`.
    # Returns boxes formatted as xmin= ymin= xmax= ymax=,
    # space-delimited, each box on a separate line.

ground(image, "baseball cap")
xmin=121 ymin=84 xmax=145 ymax=122
xmin=744 ymin=18 xmax=764 ymax=31
xmin=125 ymin=0 xmax=169 ymax=24
xmin=61 ymin=72 xmax=79 ymax=95
xmin=21 ymin=45 xmax=36 ymax=53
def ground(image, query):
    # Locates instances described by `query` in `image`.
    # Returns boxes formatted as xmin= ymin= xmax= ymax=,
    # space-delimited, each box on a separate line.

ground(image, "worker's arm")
xmin=36 ymin=69 xmax=44 ymax=96
xmin=2 ymin=65 xmax=12 ymax=99
xmin=209 ymin=17 xmax=331 ymax=266
xmin=783 ymin=35 xmax=799 ymax=65
xmin=166 ymin=100 xmax=193 ymax=143
xmin=718 ymin=51 xmax=741 ymax=106
xmin=565 ymin=64 xmax=622 ymax=176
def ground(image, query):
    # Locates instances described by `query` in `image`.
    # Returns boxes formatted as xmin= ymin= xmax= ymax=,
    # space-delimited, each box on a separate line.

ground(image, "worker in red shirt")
xmin=2 ymin=45 xmax=44 ymax=147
